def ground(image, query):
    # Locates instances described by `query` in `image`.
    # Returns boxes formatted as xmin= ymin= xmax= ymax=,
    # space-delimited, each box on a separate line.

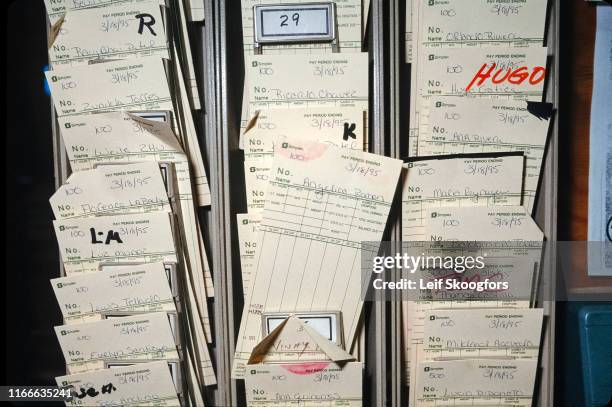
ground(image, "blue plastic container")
xmin=579 ymin=305 xmax=612 ymax=407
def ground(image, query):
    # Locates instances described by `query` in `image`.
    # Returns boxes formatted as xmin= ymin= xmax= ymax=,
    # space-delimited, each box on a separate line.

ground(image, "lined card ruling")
xmin=53 ymin=212 xmax=178 ymax=275
xmin=245 ymin=316 xmax=363 ymax=406
xmin=422 ymin=309 xmax=543 ymax=360
xmin=415 ymin=359 xmax=538 ymax=406
xmin=55 ymin=312 xmax=179 ymax=374
xmin=245 ymin=53 xmax=368 ymax=114
xmin=418 ymin=98 xmax=552 ymax=214
xmin=401 ymin=153 xmax=525 ymax=242
xmin=51 ymin=262 xmax=176 ymax=324
xmin=243 ymin=107 xmax=366 ymax=160
xmin=56 ymin=361 xmax=181 ymax=407
xmin=50 ymin=162 xmax=171 ymax=219
xmin=47 ymin=1 xmax=169 ymax=68
xmin=232 ymin=140 xmax=403 ymax=377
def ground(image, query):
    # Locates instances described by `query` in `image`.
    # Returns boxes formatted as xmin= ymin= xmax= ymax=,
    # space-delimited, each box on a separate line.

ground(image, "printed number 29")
xmin=280 ymin=13 xmax=300 ymax=26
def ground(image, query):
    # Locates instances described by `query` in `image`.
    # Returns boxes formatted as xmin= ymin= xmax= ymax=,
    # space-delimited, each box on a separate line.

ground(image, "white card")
xmin=402 ymin=154 xmax=525 ymax=242
xmin=419 ymin=97 xmax=551 ymax=213
xmin=423 ymin=205 xmax=544 ymax=242
xmin=233 ymin=140 xmax=403 ymax=377
xmin=46 ymin=56 xmax=172 ymax=117
xmin=56 ymin=361 xmax=180 ymax=406
xmin=52 ymin=262 xmax=175 ymax=323
xmin=48 ymin=1 xmax=168 ymax=67
xmin=53 ymin=213 xmax=177 ymax=275
xmin=415 ymin=359 xmax=538 ymax=406
xmin=422 ymin=308 xmax=543 ymax=360
xmin=50 ymin=162 xmax=170 ymax=219
xmin=55 ymin=312 xmax=178 ymax=373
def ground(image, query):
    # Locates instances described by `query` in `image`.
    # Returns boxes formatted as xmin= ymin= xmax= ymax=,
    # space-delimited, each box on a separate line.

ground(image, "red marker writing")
xmin=465 ymin=63 xmax=546 ymax=92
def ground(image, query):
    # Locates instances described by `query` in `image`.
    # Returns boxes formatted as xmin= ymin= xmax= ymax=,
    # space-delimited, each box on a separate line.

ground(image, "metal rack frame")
xmin=48 ymin=0 xmax=559 ymax=405
xmin=201 ymin=0 xmax=560 ymax=405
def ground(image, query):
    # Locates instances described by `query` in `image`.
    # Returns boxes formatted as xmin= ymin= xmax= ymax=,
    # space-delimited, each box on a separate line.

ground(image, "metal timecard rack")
xmin=49 ymin=1 xmax=560 ymax=405
xmin=48 ymin=101 xmax=191 ymax=402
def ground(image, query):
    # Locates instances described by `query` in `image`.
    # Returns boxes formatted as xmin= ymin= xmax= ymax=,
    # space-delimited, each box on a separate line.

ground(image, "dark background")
xmin=6 ymin=0 xmax=64 ymax=386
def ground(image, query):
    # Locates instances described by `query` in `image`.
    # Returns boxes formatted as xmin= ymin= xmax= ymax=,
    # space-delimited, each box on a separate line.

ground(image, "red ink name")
xmin=465 ymin=63 xmax=546 ymax=92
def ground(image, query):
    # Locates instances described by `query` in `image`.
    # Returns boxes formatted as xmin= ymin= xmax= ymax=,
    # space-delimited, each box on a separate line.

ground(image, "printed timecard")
xmin=245 ymin=363 xmax=363 ymax=407
xmin=238 ymin=0 xmax=364 ymax=139
xmin=415 ymin=359 xmax=538 ymax=406
xmin=56 ymin=361 xmax=181 ymax=406
xmin=48 ymin=58 xmax=210 ymax=206
xmin=47 ymin=55 xmax=210 ymax=208
xmin=48 ymin=0 xmax=169 ymax=68
xmin=58 ymin=111 xmax=214 ymax=342
xmin=418 ymin=47 xmax=548 ymax=102
xmin=405 ymin=206 xmax=544 ymax=391
xmin=402 ymin=153 xmax=525 ymax=242
xmin=233 ymin=140 xmax=403 ymax=378
xmin=243 ymin=107 xmax=366 ymax=160
xmin=244 ymin=158 xmax=272 ymax=212
xmin=236 ymin=213 xmax=261 ymax=299
xmin=55 ymin=312 xmax=179 ymax=374
xmin=57 ymin=111 xmax=212 ymax=290
xmin=50 ymin=162 xmax=171 ymax=219
xmin=57 ymin=112 xmax=184 ymax=172
xmin=401 ymin=153 xmax=526 ymax=385
xmin=408 ymin=0 xmax=549 ymax=156
xmin=423 ymin=205 xmax=544 ymax=242
xmin=419 ymin=97 xmax=552 ymax=213
xmin=46 ymin=56 xmax=173 ymax=117
xmin=245 ymin=53 xmax=369 ymax=117
xmin=245 ymin=315 xmax=363 ymax=406
xmin=51 ymin=262 xmax=176 ymax=324
xmin=44 ymin=0 xmax=166 ymax=25
xmin=418 ymin=0 xmax=547 ymax=48
xmin=406 ymin=0 xmax=547 ymax=65
xmin=53 ymin=212 xmax=177 ymax=275
xmin=46 ymin=52 xmax=213 ymax=203
xmin=410 ymin=45 xmax=548 ymax=156
xmin=422 ymin=309 xmax=543 ymax=361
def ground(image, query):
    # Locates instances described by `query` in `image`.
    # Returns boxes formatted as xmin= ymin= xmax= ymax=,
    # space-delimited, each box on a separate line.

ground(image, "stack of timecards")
xmin=403 ymin=0 xmax=553 ymax=405
xmin=44 ymin=0 xmax=214 ymax=405
xmin=39 ymin=0 xmax=558 ymax=405
xmin=232 ymin=3 xmax=399 ymax=407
